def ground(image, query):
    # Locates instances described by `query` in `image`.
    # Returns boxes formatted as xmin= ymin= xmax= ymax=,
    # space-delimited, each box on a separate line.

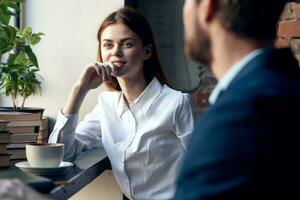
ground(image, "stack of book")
xmin=0 ymin=111 xmax=42 ymax=160
xmin=0 ymin=120 xmax=11 ymax=167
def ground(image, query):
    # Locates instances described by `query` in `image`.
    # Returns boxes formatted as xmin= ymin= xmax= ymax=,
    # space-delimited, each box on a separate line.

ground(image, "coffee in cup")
xmin=26 ymin=143 xmax=64 ymax=168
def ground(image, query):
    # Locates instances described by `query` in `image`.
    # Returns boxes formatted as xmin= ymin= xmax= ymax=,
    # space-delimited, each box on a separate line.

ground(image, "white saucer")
xmin=15 ymin=161 xmax=74 ymax=176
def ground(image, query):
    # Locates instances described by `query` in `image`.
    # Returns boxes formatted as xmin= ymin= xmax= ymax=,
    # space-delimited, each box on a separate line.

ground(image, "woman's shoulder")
xmin=161 ymin=85 xmax=198 ymax=116
xmin=161 ymin=84 xmax=193 ymax=104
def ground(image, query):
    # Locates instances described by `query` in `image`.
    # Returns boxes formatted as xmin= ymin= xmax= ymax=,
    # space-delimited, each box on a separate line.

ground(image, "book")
xmin=7 ymin=148 xmax=26 ymax=160
xmin=0 ymin=111 xmax=41 ymax=121
xmin=7 ymin=143 xmax=28 ymax=149
xmin=0 ymin=131 xmax=11 ymax=143
xmin=11 ymin=133 xmax=38 ymax=143
xmin=7 ymin=120 xmax=42 ymax=127
xmin=0 ymin=143 xmax=9 ymax=154
xmin=7 ymin=126 xmax=36 ymax=134
xmin=0 ymin=120 xmax=9 ymax=132
xmin=0 ymin=154 xmax=11 ymax=167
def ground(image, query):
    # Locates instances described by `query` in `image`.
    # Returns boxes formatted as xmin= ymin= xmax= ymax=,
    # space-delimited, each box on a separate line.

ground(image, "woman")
xmin=49 ymin=7 xmax=197 ymax=200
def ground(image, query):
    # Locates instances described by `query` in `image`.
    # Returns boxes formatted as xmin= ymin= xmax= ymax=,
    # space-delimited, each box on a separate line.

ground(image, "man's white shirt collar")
xmin=209 ymin=49 xmax=265 ymax=105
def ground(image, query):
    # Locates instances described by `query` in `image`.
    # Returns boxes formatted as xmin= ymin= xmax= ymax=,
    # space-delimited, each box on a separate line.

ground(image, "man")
xmin=175 ymin=0 xmax=300 ymax=199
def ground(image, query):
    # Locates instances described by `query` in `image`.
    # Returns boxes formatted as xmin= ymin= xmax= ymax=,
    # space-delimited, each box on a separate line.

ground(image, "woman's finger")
xmin=106 ymin=62 xmax=119 ymax=77
xmin=96 ymin=62 xmax=110 ymax=82
xmin=103 ymin=63 xmax=112 ymax=82
xmin=93 ymin=63 xmax=102 ymax=76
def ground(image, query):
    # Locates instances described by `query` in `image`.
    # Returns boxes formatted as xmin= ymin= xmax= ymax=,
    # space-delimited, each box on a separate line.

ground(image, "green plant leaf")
xmin=14 ymin=52 xmax=27 ymax=65
xmin=22 ymin=27 xmax=32 ymax=36
xmin=5 ymin=25 xmax=17 ymax=43
xmin=23 ymin=45 xmax=39 ymax=68
xmin=6 ymin=1 xmax=21 ymax=12
xmin=0 ymin=24 xmax=17 ymax=54
xmin=7 ymin=53 xmax=17 ymax=66
xmin=30 ymin=68 xmax=39 ymax=73
xmin=30 ymin=33 xmax=42 ymax=45
xmin=0 ymin=0 xmax=22 ymax=24
xmin=36 ymin=32 xmax=45 ymax=36
xmin=0 ymin=44 xmax=13 ymax=54
xmin=0 ymin=4 xmax=11 ymax=24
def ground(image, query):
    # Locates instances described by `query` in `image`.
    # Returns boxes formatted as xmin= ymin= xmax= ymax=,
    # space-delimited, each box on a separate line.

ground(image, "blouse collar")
xmin=117 ymin=77 xmax=164 ymax=118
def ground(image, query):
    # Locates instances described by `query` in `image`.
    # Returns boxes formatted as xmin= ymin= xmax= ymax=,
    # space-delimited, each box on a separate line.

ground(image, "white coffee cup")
xmin=26 ymin=143 xmax=64 ymax=168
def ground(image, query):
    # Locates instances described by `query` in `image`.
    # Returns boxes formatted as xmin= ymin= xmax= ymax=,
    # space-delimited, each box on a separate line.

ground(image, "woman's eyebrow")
xmin=101 ymin=37 xmax=135 ymax=43
xmin=120 ymin=37 xmax=135 ymax=42
xmin=102 ymin=39 xmax=112 ymax=42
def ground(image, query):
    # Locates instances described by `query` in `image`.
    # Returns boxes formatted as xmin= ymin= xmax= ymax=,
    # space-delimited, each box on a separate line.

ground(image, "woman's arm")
xmin=49 ymin=63 xmax=111 ymax=160
xmin=62 ymin=84 xmax=88 ymax=115
xmin=63 ymin=62 xmax=111 ymax=115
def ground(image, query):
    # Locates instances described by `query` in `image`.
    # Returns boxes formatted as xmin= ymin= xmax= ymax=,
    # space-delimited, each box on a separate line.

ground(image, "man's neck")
xmin=210 ymin=29 xmax=273 ymax=80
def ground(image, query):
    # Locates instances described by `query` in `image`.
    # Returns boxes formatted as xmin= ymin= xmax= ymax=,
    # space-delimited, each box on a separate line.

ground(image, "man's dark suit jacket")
xmin=174 ymin=48 xmax=300 ymax=200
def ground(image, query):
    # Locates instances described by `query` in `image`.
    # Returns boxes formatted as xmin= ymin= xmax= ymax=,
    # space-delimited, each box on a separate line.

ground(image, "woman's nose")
xmin=112 ymin=45 xmax=123 ymax=57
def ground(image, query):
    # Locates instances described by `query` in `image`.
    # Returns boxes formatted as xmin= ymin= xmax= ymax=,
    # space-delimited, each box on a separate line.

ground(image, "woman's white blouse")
xmin=49 ymin=78 xmax=197 ymax=200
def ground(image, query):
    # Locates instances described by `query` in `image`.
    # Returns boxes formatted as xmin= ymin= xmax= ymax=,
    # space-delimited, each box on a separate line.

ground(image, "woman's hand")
xmin=75 ymin=62 xmax=112 ymax=91
xmin=62 ymin=62 xmax=113 ymax=115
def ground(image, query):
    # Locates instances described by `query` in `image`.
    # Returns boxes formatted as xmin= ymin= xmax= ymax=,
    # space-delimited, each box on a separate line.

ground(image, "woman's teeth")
xmin=113 ymin=62 xmax=125 ymax=67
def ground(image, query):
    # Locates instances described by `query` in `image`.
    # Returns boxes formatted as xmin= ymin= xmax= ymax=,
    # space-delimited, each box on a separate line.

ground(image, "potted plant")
xmin=0 ymin=0 xmax=44 ymax=110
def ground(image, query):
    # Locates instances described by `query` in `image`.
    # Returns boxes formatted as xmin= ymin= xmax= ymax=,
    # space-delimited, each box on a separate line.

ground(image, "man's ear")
xmin=199 ymin=0 xmax=218 ymax=24
xmin=144 ymin=45 xmax=152 ymax=60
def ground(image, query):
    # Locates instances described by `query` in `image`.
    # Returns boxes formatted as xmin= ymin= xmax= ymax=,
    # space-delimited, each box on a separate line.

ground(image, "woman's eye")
xmin=103 ymin=43 xmax=113 ymax=49
xmin=122 ymin=42 xmax=133 ymax=48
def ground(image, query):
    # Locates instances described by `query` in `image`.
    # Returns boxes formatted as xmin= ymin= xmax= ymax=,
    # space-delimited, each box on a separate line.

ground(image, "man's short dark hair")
xmin=196 ymin=0 xmax=288 ymax=40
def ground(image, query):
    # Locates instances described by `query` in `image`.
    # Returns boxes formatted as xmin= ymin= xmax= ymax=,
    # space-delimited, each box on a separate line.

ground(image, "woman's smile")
xmin=112 ymin=60 xmax=126 ymax=68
